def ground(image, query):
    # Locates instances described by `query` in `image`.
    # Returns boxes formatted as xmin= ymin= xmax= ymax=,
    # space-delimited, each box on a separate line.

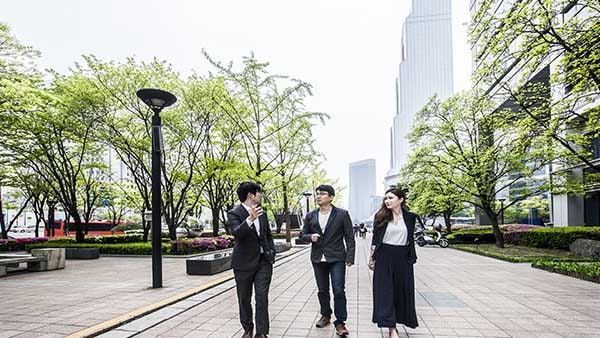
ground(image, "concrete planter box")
xmin=66 ymin=248 xmax=100 ymax=259
xmin=31 ymin=248 xmax=65 ymax=270
xmin=186 ymin=251 xmax=232 ymax=275
xmin=275 ymin=242 xmax=292 ymax=253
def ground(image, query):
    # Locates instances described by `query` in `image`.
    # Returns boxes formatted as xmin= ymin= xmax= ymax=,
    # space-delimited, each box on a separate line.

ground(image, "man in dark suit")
xmin=301 ymin=184 xmax=355 ymax=336
xmin=228 ymin=181 xmax=276 ymax=338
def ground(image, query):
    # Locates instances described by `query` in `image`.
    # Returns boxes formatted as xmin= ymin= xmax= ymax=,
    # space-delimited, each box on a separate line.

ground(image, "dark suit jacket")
xmin=301 ymin=205 xmax=355 ymax=264
xmin=371 ymin=207 xmax=418 ymax=264
xmin=228 ymin=204 xmax=276 ymax=271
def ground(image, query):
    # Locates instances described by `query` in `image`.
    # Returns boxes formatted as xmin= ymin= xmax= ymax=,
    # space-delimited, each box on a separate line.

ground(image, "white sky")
xmin=2 ymin=0 xmax=471 ymax=208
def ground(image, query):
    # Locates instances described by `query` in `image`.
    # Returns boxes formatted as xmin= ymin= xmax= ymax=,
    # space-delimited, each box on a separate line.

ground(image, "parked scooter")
xmin=414 ymin=225 xmax=449 ymax=248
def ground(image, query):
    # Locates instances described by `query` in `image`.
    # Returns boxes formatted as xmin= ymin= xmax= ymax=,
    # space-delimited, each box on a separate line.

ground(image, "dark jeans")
xmin=312 ymin=261 xmax=347 ymax=325
xmin=234 ymin=256 xmax=273 ymax=335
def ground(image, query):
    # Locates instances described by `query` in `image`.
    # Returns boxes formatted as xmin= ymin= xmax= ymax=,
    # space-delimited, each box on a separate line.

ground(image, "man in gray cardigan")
xmin=301 ymin=185 xmax=355 ymax=336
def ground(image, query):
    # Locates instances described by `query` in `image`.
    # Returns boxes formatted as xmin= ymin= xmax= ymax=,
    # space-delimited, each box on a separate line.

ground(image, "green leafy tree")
xmin=470 ymin=0 xmax=600 ymax=193
xmin=409 ymin=93 xmax=551 ymax=247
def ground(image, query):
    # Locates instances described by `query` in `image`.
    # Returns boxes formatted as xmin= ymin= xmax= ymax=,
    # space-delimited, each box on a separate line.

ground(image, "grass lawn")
xmin=452 ymin=243 xmax=598 ymax=263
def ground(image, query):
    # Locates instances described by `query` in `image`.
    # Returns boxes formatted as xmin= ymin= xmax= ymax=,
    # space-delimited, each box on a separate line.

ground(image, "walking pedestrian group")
xmin=229 ymin=182 xmax=418 ymax=338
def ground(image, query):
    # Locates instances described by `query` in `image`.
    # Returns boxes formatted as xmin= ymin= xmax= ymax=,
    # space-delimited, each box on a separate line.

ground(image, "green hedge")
xmin=509 ymin=227 xmax=600 ymax=250
xmin=448 ymin=226 xmax=600 ymax=250
xmin=532 ymin=260 xmax=600 ymax=283
xmin=447 ymin=227 xmax=496 ymax=244
xmin=27 ymin=242 xmax=168 ymax=255
xmin=45 ymin=234 xmax=144 ymax=244
xmin=27 ymin=236 xmax=234 ymax=255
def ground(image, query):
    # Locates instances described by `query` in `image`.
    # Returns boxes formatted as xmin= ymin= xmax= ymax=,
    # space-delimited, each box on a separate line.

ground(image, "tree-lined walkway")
xmin=99 ymin=236 xmax=600 ymax=338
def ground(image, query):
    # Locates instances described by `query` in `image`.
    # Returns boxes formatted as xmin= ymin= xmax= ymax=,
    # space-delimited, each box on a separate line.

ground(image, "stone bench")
xmin=187 ymin=251 xmax=232 ymax=275
xmin=0 ymin=254 xmax=47 ymax=277
xmin=275 ymin=242 xmax=292 ymax=253
xmin=31 ymin=248 xmax=66 ymax=270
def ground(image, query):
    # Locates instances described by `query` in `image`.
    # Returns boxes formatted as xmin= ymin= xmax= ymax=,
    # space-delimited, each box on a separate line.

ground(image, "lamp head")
xmin=136 ymin=88 xmax=177 ymax=113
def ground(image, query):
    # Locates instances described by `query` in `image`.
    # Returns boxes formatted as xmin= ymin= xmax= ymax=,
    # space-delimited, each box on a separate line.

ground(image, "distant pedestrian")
xmin=227 ymin=181 xmax=276 ymax=338
xmin=359 ymin=223 xmax=367 ymax=239
xmin=353 ymin=223 xmax=359 ymax=238
xmin=368 ymin=187 xmax=418 ymax=337
xmin=301 ymin=184 xmax=355 ymax=336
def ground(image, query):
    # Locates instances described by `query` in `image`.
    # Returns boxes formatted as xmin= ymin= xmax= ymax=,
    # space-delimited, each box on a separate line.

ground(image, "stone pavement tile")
xmin=404 ymin=326 xmax=432 ymax=335
xmin=452 ymin=328 xmax=485 ymax=336
xmin=427 ymin=327 xmax=457 ymax=336
xmin=0 ymin=332 xmax=22 ymax=338
xmin=283 ymin=327 xmax=312 ymax=336
xmin=195 ymin=322 xmax=223 ymax=331
xmin=153 ymin=328 xmax=193 ymax=337
xmin=205 ymin=331 xmax=237 ymax=338
xmin=170 ymin=320 xmax=201 ymax=330
xmin=478 ymin=329 xmax=511 ymax=337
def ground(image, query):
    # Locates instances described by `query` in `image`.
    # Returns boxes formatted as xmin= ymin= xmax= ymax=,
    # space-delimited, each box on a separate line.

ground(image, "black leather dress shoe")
xmin=241 ymin=329 xmax=252 ymax=338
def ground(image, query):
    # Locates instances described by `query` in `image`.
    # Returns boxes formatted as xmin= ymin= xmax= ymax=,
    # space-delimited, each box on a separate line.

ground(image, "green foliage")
xmin=46 ymin=234 xmax=144 ymax=244
xmin=449 ymin=226 xmax=600 ymax=251
xmin=111 ymin=222 xmax=142 ymax=232
xmin=27 ymin=242 xmax=168 ymax=255
xmin=452 ymin=243 xmax=593 ymax=263
xmin=470 ymin=0 xmax=600 ymax=193
xmin=532 ymin=261 xmax=600 ymax=283
xmin=512 ymin=227 xmax=600 ymax=250
xmin=407 ymin=92 xmax=551 ymax=246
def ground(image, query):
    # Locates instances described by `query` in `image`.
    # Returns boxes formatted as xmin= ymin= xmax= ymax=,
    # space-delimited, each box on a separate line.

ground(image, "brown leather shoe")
xmin=335 ymin=323 xmax=349 ymax=336
xmin=315 ymin=315 xmax=331 ymax=328
xmin=241 ymin=329 xmax=252 ymax=338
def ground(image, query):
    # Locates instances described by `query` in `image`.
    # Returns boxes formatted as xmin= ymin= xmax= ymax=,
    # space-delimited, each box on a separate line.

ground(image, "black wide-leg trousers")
xmin=372 ymin=243 xmax=418 ymax=329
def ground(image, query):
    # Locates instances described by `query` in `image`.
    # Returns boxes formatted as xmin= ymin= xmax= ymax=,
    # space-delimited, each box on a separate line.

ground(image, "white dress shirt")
xmin=318 ymin=210 xmax=331 ymax=262
xmin=382 ymin=217 xmax=408 ymax=246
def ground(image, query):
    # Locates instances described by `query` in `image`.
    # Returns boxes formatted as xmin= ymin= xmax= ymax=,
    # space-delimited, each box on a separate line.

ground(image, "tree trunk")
xmin=35 ymin=219 xmax=40 ymax=238
xmin=283 ymin=181 xmax=291 ymax=243
xmin=443 ymin=212 xmax=452 ymax=234
xmin=73 ymin=214 xmax=85 ymax=243
xmin=486 ymin=209 xmax=504 ymax=248
xmin=212 ymin=207 xmax=220 ymax=237
xmin=0 ymin=187 xmax=7 ymax=239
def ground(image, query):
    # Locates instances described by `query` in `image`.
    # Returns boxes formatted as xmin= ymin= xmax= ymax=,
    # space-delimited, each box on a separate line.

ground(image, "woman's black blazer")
xmin=371 ymin=207 xmax=418 ymax=264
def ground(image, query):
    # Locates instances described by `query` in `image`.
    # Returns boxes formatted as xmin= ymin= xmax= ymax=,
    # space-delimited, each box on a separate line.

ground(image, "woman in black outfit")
xmin=368 ymin=187 xmax=418 ymax=337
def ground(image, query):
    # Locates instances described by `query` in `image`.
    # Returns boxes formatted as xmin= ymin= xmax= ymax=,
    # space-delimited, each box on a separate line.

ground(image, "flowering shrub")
xmin=0 ymin=237 xmax=49 ymax=251
xmin=170 ymin=236 xmax=233 ymax=255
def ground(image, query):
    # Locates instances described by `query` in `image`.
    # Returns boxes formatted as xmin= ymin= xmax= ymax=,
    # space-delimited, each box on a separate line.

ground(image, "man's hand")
xmin=310 ymin=233 xmax=320 ymax=242
xmin=249 ymin=206 xmax=263 ymax=222
xmin=346 ymin=262 xmax=353 ymax=267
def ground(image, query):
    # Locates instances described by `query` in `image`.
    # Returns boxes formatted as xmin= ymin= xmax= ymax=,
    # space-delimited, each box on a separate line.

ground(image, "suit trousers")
xmin=312 ymin=261 xmax=347 ymax=325
xmin=234 ymin=255 xmax=273 ymax=335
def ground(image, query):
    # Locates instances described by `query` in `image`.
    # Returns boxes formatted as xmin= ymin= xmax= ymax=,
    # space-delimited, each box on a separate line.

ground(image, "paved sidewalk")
xmin=0 ymin=244 xmax=304 ymax=338
xmin=3 ymin=235 xmax=600 ymax=338
xmin=99 ymin=236 xmax=600 ymax=338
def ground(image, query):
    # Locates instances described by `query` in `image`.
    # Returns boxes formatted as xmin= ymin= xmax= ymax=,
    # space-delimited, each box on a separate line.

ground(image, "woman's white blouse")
xmin=382 ymin=217 xmax=408 ymax=245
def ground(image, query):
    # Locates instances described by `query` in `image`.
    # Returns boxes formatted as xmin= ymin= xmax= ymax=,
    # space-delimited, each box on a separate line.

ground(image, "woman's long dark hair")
xmin=374 ymin=187 xmax=407 ymax=227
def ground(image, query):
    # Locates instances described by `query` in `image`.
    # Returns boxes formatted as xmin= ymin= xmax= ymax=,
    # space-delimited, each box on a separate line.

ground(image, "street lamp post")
xmin=498 ymin=198 xmax=506 ymax=226
xmin=302 ymin=192 xmax=312 ymax=215
xmin=136 ymin=88 xmax=177 ymax=289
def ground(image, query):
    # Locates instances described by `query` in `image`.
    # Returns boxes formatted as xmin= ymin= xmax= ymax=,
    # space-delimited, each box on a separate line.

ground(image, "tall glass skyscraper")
xmin=349 ymin=159 xmax=376 ymax=222
xmin=385 ymin=0 xmax=454 ymax=188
